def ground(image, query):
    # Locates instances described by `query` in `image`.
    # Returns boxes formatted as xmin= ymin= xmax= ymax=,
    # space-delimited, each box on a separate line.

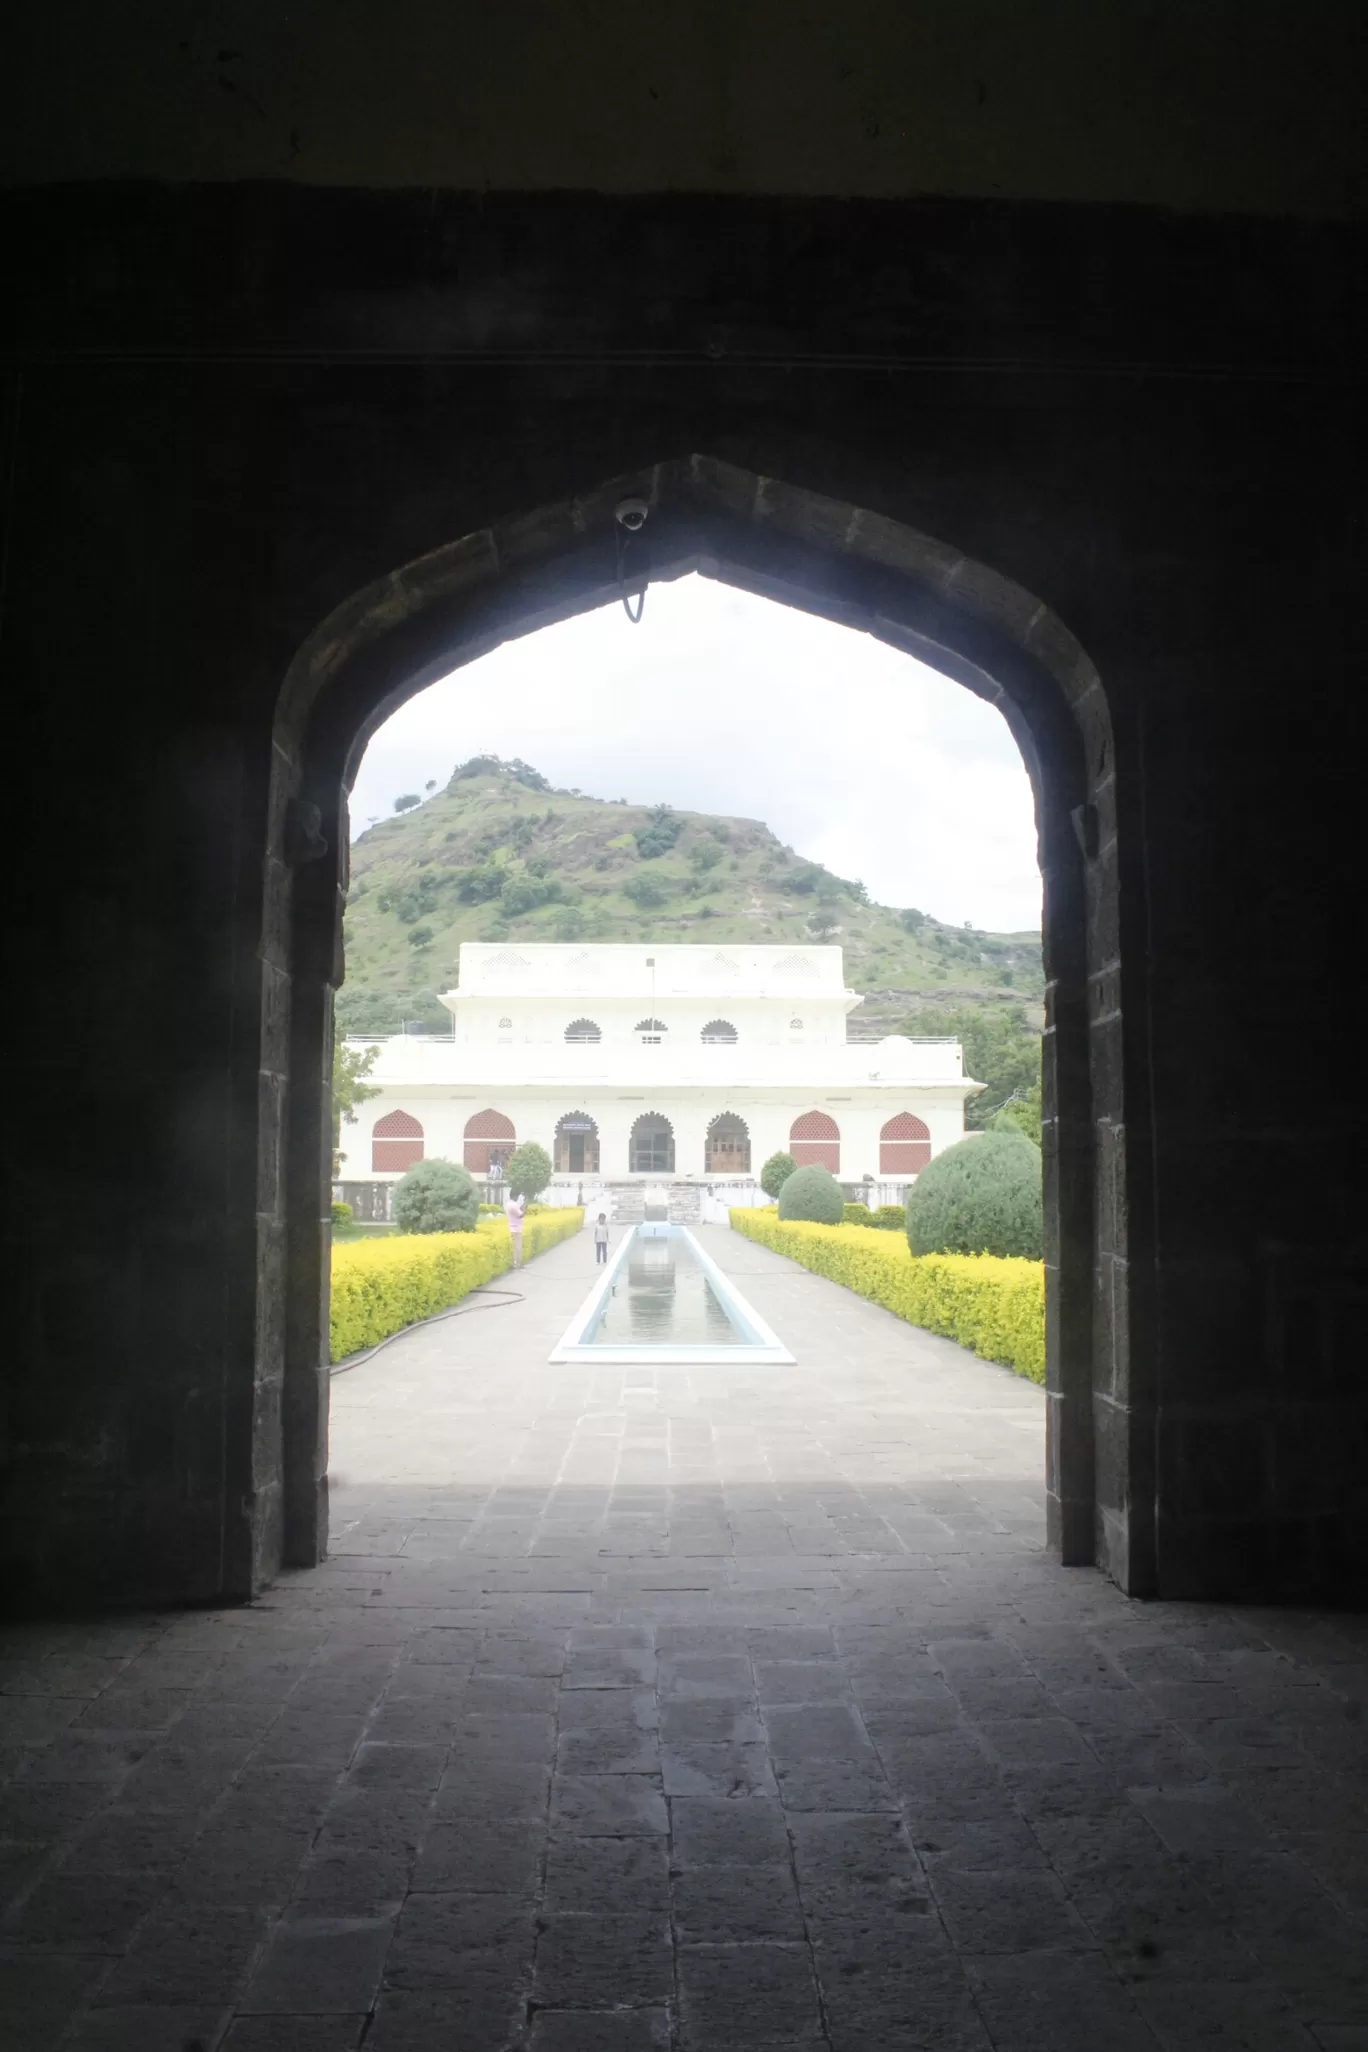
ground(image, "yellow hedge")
xmin=729 ymin=1210 xmax=1044 ymax=1384
xmin=330 ymin=1209 xmax=583 ymax=1362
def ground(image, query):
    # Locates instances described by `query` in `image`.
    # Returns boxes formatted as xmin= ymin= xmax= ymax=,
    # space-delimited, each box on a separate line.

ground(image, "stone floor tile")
xmin=543 ymin=1833 xmax=671 ymax=1913
xmin=366 ymin=1985 xmax=528 ymax=2051
xmin=527 ymin=2010 xmax=671 ymax=2049
xmin=383 ymin=1892 xmax=535 ymax=1990
xmin=238 ymin=1911 xmax=395 ymax=2015
xmin=661 ymin=1740 xmax=778 ymax=1798
xmin=818 ymin=1953 xmax=993 ymax=2052
xmin=219 ymin=2017 xmax=369 ymax=2049
xmin=65 ymin=2003 xmax=233 ymax=2048
xmin=552 ymin=1773 xmax=668 ymax=1836
xmin=533 ymin=1911 xmax=672 ymax=2007
xmin=967 ymin=1947 xmax=1159 ymax=2050
xmin=556 ymin=1724 xmax=661 ymax=1775
xmin=927 ymin=1866 xmax=1093 ymax=1953
xmin=1133 ymin=1979 xmax=1322 ymax=2049
xmin=0 ymin=1947 xmax=108 ymax=2052
xmin=672 ymin=1862 xmax=806 ymax=1942
xmin=410 ymin=1817 xmax=543 ymax=1895
xmin=677 ymin=1940 xmax=825 ymax=2048
xmin=668 ymin=1795 xmax=792 ymax=1868
xmin=96 ymin=1900 xmax=271 ymax=2005
xmin=3 ymin=1867 xmax=169 ymax=1951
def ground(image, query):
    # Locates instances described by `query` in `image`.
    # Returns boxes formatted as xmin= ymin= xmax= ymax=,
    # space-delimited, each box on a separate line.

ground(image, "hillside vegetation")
xmin=340 ymin=757 xmax=1044 ymax=1082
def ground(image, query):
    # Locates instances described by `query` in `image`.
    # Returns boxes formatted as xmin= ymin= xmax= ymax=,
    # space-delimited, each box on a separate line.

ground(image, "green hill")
xmin=339 ymin=756 xmax=1044 ymax=1047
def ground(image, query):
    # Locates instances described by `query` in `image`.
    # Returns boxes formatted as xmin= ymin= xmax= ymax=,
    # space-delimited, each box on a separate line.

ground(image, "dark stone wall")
xmin=2 ymin=187 xmax=1363 ymax=1609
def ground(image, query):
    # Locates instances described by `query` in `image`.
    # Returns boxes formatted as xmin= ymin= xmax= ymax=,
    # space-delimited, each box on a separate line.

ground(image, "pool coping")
xmin=548 ymin=1222 xmax=795 ymax=1365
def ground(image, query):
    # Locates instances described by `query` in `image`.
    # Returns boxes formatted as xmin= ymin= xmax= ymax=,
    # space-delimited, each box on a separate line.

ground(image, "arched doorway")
xmin=629 ymin=1113 xmax=675 ymax=1175
xmin=463 ymin=1108 xmax=515 ymax=1175
xmin=564 ymin=1018 xmax=602 ymax=1043
xmin=707 ymin=1112 xmax=751 ymax=1174
xmin=790 ymin=1110 xmax=840 ymax=1173
xmin=371 ymin=1108 xmax=424 ymax=1172
xmin=276 ymin=455 xmax=1122 ymax=1585
xmin=555 ymin=1111 xmax=600 ymax=1175
xmin=880 ymin=1112 xmax=931 ymax=1175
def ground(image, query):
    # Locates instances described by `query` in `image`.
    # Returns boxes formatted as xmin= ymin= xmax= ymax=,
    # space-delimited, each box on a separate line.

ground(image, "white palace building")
xmin=336 ymin=943 xmax=982 ymax=1222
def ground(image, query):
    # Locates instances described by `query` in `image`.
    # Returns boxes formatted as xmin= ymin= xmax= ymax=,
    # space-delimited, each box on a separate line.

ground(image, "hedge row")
xmin=330 ymin=1209 xmax=584 ymax=1362
xmin=730 ymin=1209 xmax=1044 ymax=1384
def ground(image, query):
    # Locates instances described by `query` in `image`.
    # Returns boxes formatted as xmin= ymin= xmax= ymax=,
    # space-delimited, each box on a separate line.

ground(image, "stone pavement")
xmin=3 ymin=1223 xmax=1366 ymax=2051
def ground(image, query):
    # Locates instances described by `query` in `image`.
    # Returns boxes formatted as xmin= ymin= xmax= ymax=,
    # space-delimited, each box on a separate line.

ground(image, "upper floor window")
xmin=498 ymin=1017 xmax=512 ymax=1029
xmin=701 ymin=1019 xmax=738 ymax=1044
xmin=790 ymin=1019 xmax=804 ymax=1030
xmin=564 ymin=1018 xmax=602 ymax=1043
xmin=635 ymin=1017 xmax=668 ymax=1045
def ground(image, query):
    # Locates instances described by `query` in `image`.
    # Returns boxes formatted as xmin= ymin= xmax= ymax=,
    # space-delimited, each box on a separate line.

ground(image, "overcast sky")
xmin=350 ymin=573 xmax=1042 ymax=932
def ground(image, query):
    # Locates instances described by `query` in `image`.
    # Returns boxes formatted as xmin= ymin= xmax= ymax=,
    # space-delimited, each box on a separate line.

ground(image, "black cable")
xmin=329 ymin=1286 xmax=525 ymax=1376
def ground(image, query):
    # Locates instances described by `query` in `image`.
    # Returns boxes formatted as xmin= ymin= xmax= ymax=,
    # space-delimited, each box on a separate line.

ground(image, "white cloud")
xmin=349 ymin=573 xmax=1042 ymax=932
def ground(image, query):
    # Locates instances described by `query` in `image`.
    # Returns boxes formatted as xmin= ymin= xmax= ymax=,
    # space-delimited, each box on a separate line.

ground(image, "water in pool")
xmin=587 ymin=1233 xmax=744 ymax=1348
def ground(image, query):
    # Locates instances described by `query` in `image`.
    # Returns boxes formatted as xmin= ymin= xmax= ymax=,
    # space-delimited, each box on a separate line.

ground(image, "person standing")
xmin=593 ymin=1212 xmax=610 ymax=1265
xmin=505 ymin=1190 xmax=525 ymax=1269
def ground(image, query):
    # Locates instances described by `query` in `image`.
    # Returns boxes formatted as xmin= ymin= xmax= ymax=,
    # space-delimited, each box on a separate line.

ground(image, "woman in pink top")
xmin=504 ymin=1192 xmax=525 ymax=1268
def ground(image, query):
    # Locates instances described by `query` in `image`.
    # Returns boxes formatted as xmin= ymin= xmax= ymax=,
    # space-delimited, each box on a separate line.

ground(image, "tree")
xmin=407 ymin=925 xmax=434 ymax=947
xmin=505 ymin=1141 xmax=553 ymax=1203
xmin=905 ymin=1131 xmax=1042 ymax=1259
xmin=904 ymin=1004 xmax=1041 ymax=1130
xmin=393 ymin=793 xmax=421 ymax=813
xmin=331 ymin=1032 xmax=380 ymax=1175
xmin=393 ymin=1158 xmax=480 ymax=1233
xmin=624 ymin=872 xmax=670 ymax=909
xmin=991 ymin=1081 xmax=1042 ymax=1146
xmin=900 ymin=908 xmax=926 ymax=933
xmin=635 ymin=805 xmax=684 ymax=859
xmin=759 ymin=1151 xmax=797 ymax=1200
xmin=424 ymin=779 xmax=436 ymax=792
xmin=777 ymin=1163 xmax=845 ymax=1224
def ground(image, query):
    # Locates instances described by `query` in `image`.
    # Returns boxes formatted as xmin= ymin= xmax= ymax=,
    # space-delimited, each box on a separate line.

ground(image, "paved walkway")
xmin=2 ymin=1225 xmax=1366 ymax=2051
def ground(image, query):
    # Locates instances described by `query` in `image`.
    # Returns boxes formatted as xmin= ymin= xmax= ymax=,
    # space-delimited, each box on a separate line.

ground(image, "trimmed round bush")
xmin=393 ymin=1158 xmax=480 ymax=1234
xmin=905 ymin=1132 xmax=1042 ymax=1259
xmin=760 ymin=1150 xmax=797 ymax=1200
xmin=505 ymin=1140 xmax=552 ymax=1203
xmin=843 ymin=1201 xmax=873 ymax=1225
xmin=872 ymin=1203 xmax=906 ymax=1231
xmin=777 ymin=1163 xmax=846 ymax=1224
xmin=330 ymin=1199 xmax=353 ymax=1229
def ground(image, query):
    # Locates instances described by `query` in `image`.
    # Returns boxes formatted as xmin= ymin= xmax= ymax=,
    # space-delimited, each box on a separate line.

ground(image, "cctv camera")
xmin=615 ymin=496 xmax=650 ymax=532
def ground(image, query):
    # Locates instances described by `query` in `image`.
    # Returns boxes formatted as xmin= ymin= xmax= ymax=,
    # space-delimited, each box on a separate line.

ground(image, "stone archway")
xmin=706 ymin=1113 xmax=751 ymax=1174
xmin=272 ymin=455 xmax=1126 ymax=1587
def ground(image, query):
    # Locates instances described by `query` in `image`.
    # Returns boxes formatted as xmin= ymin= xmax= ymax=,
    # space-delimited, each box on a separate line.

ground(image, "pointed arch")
xmin=790 ymin=1109 xmax=840 ymax=1173
xmin=706 ymin=1111 xmax=750 ymax=1173
xmin=372 ymin=1108 xmax=424 ymax=1173
xmin=880 ymin=1111 xmax=932 ymax=1174
xmin=629 ymin=1112 xmax=675 ymax=1174
xmin=464 ymin=1107 xmax=516 ymax=1173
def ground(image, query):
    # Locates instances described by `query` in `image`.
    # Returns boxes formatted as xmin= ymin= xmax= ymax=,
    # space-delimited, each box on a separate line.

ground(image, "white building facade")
xmin=336 ymin=943 xmax=981 ymax=1219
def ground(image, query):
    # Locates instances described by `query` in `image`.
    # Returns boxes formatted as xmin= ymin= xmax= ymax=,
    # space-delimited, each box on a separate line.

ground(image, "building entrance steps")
xmin=3 ymin=1223 xmax=1366 ymax=2047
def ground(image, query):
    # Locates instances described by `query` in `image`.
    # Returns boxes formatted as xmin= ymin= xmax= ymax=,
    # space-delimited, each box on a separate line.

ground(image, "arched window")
xmin=629 ymin=1113 xmax=675 ymax=1174
xmin=706 ymin=1112 xmax=750 ymax=1174
xmin=564 ymin=1018 xmax=602 ymax=1043
xmin=880 ymin=1112 xmax=931 ymax=1174
xmin=635 ymin=1018 xmax=668 ymax=1045
xmin=701 ymin=1019 xmax=738 ymax=1044
xmin=464 ymin=1108 xmax=516 ymax=1173
xmin=789 ymin=1019 xmax=804 ymax=1030
xmin=790 ymin=1110 xmax=840 ymax=1173
xmin=555 ymin=1111 xmax=600 ymax=1175
xmin=372 ymin=1109 xmax=424 ymax=1173
xmin=498 ymin=1017 xmax=512 ymax=1029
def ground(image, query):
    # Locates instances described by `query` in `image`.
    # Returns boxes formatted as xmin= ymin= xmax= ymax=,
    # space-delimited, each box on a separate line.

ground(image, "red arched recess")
xmin=880 ymin=1112 xmax=931 ymax=1174
xmin=372 ymin=1108 xmax=424 ymax=1172
xmin=790 ymin=1110 xmax=839 ymax=1172
xmin=464 ymin=1108 xmax=516 ymax=1173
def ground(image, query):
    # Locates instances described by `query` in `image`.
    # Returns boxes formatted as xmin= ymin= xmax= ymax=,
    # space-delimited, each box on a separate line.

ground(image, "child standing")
xmin=593 ymin=1212 xmax=610 ymax=1264
xmin=504 ymin=1191 xmax=525 ymax=1268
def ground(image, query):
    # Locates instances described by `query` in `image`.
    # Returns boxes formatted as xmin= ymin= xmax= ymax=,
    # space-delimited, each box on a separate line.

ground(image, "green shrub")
xmin=905 ymin=1131 xmax=1042 ymax=1259
xmin=505 ymin=1140 xmax=553 ymax=1203
xmin=843 ymin=1201 xmax=873 ymax=1225
xmin=393 ymin=1158 xmax=480 ymax=1234
xmin=729 ymin=1211 xmax=1044 ymax=1383
xmin=330 ymin=1209 xmax=584 ymax=1360
xmin=624 ymin=872 xmax=670 ymax=908
xmin=872 ymin=1203 xmax=906 ymax=1231
xmin=777 ymin=1163 xmax=845 ymax=1224
xmin=331 ymin=1199 xmax=353 ymax=1228
xmin=760 ymin=1151 xmax=797 ymax=1200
